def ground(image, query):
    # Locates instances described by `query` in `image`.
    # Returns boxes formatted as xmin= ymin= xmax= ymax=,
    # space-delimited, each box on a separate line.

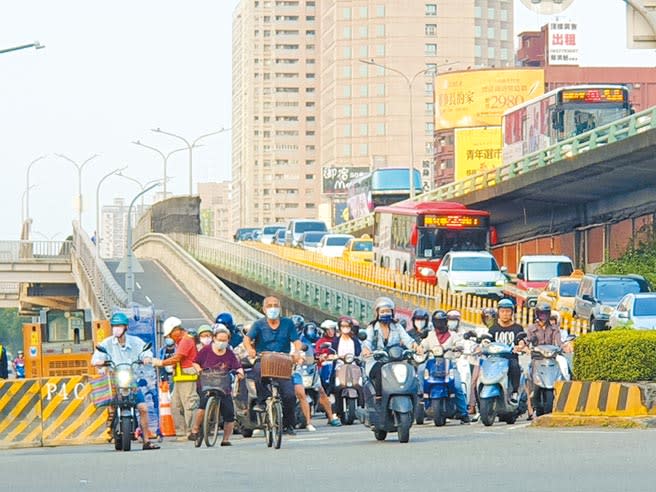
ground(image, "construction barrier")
xmin=0 ymin=376 xmax=108 ymax=449
xmin=553 ymin=380 xmax=649 ymax=417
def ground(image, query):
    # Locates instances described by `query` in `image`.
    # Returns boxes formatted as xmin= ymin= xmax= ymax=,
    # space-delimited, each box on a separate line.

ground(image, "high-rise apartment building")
xmin=231 ymin=0 xmax=513 ymax=228
xmin=232 ymin=0 xmax=320 ymax=230
xmin=100 ymin=198 xmax=141 ymax=259
xmin=198 ymin=181 xmax=233 ymax=239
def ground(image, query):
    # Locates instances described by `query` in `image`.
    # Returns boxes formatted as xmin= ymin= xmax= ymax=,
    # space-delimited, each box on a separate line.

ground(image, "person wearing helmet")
xmin=215 ymin=312 xmax=243 ymax=348
xmin=315 ymin=319 xmax=337 ymax=360
xmin=291 ymin=314 xmax=306 ymax=335
xmin=158 ymin=336 xmax=176 ymax=387
xmin=197 ymin=324 xmax=214 ymax=349
xmin=407 ymin=308 xmax=430 ymax=343
xmin=362 ymin=297 xmax=421 ymax=398
xmin=91 ymin=312 xmax=160 ymax=450
xmin=188 ymin=324 xmax=244 ymax=446
xmin=481 ymin=307 xmax=498 ymax=330
xmin=446 ymin=310 xmax=461 ymax=332
xmin=527 ymin=304 xmax=562 ymax=348
xmin=151 ymin=316 xmax=200 ymax=439
xmin=420 ymin=310 xmax=470 ymax=423
xmin=243 ymin=296 xmax=303 ymax=436
xmin=488 ymin=299 xmax=526 ymax=404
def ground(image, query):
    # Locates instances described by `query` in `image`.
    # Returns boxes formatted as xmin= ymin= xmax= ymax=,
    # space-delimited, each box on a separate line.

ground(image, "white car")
xmin=608 ymin=293 xmax=656 ymax=330
xmin=260 ymin=224 xmax=286 ymax=245
xmin=317 ymin=234 xmax=354 ymax=258
xmin=436 ymin=251 xmax=506 ymax=297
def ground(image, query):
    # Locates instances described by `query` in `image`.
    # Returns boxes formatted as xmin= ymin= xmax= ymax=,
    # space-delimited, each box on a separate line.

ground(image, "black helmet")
xmin=431 ymin=310 xmax=448 ymax=333
xmin=535 ymin=304 xmax=551 ymax=323
xmin=411 ymin=308 xmax=430 ymax=332
xmin=411 ymin=308 xmax=429 ymax=321
xmin=291 ymin=314 xmax=305 ymax=333
xmin=481 ymin=307 xmax=498 ymax=329
xmin=303 ymin=322 xmax=319 ymax=343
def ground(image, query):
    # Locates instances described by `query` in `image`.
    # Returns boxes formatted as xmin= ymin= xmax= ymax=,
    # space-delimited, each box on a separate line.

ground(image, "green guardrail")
xmin=333 ymin=105 xmax=656 ymax=234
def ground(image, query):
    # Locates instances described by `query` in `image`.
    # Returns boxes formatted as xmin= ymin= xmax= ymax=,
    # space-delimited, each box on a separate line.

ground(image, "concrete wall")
xmin=135 ymin=196 xmax=201 ymax=237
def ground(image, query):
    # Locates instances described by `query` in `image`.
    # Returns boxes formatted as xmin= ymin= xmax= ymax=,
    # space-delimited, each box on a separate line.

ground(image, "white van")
xmin=285 ymin=219 xmax=328 ymax=247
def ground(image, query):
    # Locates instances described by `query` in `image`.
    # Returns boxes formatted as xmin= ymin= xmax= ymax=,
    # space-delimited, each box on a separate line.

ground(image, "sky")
xmin=1 ymin=0 xmax=654 ymax=241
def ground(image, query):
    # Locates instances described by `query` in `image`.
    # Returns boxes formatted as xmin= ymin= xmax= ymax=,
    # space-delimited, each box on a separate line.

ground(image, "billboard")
xmin=321 ymin=166 xmax=370 ymax=195
xmin=454 ymin=127 xmax=503 ymax=181
xmin=548 ymin=20 xmax=579 ymax=66
xmin=435 ymin=68 xmax=544 ymax=130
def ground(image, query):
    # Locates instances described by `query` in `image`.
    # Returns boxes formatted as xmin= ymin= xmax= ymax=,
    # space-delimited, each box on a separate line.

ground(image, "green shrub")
xmin=595 ymin=230 xmax=656 ymax=287
xmin=573 ymin=330 xmax=656 ymax=382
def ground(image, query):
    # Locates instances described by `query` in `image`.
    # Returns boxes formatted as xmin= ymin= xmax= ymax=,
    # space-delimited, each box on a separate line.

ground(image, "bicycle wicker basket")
xmin=199 ymin=369 xmax=232 ymax=392
xmin=260 ymin=352 xmax=293 ymax=379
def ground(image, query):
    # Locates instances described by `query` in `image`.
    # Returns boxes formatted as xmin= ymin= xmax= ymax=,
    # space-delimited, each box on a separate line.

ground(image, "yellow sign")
xmin=435 ymin=68 xmax=544 ymax=130
xmin=454 ymin=127 xmax=503 ymax=181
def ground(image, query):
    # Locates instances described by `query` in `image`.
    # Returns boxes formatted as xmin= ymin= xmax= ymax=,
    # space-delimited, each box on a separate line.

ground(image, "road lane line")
xmin=145 ymin=295 xmax=152 ymax=304
xmin=136 ymin=282 xmax=141 ymax=289
xmin=506 ymin=423 xmax=531 ymax=431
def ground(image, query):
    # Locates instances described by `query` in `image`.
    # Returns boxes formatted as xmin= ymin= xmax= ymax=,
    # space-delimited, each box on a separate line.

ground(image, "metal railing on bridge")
xmin=0 ymin=240 xmax=72 ymax=261
xmin=334 ymin=105 xmax=656 ymax=235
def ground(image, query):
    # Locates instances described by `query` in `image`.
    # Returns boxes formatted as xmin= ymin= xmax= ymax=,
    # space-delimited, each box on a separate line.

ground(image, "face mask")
xmin=213 ymin=341 xmax=229 ymax=350
xmin=266 ymin=307 xmax=281 ymax=320
xmin=340 ymin=327 xmax=351 ymax=335
xmin=436 ymin=324 xmax=448 ymax=333
xmin=379 ymin=314 xmax=393 ymax=324
xmin=200 ymin=336 xmax=212 ymax=346
xmin=165 ymin=338 xmax=174 ymax=347
xmin=413 ymin=320 xmax=426 ymax=330
xmin=112 ymin=327 xmax=126 ymax=338
xmin=447 ymin=320 xmax=459 ymax=331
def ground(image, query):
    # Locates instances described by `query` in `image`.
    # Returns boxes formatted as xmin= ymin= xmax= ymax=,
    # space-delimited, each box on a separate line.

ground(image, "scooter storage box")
xmin=261 ymin=352 xmax=293 ymax=379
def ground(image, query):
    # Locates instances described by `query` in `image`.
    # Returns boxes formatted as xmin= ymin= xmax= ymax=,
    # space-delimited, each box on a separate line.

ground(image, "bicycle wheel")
xmin=203 ymin=396 xmax=221 ymax=447
xmin=271 ymin=400 xmax=283 ymax=450
xmin=264 ymin=401 xmax=274 ymax=448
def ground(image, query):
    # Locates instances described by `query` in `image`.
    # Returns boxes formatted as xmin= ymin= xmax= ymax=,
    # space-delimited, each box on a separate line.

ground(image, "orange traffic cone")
xmin=159 ymin=381 xmax=176 ymax=437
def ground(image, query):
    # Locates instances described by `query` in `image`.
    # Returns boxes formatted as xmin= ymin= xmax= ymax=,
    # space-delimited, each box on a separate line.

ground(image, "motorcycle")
xmin=359 ymin=344 xmax=419 ymax=443
xmin=331 ymin=353 xmax=364 ymax=425
xmin=477 ymin=338 xmax=528 ymax=427
xmin=95 ymin=342 xmax=152 ymax=451
xmin=530 ymin=344 xmax=564 ymax=416
xmin=232 ymin=359 xmax=261 ymax=438
xmin=294 ymin=354 xmax=321 ymax=428
xmin=421 ymin=346 xmax=462 ymax=426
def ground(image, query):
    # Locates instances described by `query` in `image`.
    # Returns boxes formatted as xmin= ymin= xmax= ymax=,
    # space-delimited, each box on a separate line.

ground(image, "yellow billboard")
xmin=435 ymin=68 xmax=544 ymax=130
xmin=454 ymin=127 xmax=503 ymax=181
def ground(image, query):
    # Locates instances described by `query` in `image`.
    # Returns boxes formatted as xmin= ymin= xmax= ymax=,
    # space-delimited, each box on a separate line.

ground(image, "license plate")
xmin=475 ymin=290 xmax=488 ymax=295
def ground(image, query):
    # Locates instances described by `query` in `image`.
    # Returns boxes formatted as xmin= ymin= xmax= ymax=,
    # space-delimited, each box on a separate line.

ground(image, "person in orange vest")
xmin=151 ymin=317 xmax=199 ymax=439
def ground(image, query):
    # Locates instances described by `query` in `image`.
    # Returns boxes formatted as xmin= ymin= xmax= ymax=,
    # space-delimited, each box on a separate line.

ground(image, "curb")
xmin=532 ymin=414 xmax=656 ymax=429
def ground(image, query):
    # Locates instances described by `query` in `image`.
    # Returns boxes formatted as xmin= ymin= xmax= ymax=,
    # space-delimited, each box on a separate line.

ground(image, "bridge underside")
xmin=459 ymin=128 xmax=656 ymax=243
xmin=18 ymin=283 xmax=79 ymax=316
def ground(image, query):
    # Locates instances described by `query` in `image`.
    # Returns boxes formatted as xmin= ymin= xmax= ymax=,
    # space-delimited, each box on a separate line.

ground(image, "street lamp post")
xmin=116 ymin=172 xmax=166 ymax=214
xmin=150 ymin=128 xmax=229 ymax=196
xmin=55 ymin=153 xmax=99 ymax=229
xmin=131 ymin=141 xmax=189 ymax=199
xmin=359 ymin=59 xmax=457 ymax=199
xmin=25 ymin=155 xmax=47 ymax=222
xmin=21 ymin=185 xmax=37 ymax=224
xmin=96 ymin=166 xmax=128 ymax=258
xmin=124 ymin=183 xmax=160 ymax=304
xmin=0 ymin=41 xmax=45 ymax=55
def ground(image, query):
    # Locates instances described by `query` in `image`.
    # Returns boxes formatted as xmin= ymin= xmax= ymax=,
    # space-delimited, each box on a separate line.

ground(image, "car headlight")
xmin=391 ymin=364 xmax=408 ymax=383
xmin=116 ymin=369 xmax=132 ymax=389
xmin=419 ymin=267 xmax=435 ymax=277
xmin=600 ymin=305 xmax=614 ymax=315
xmin=495 ymin=279 xmax=505 ymax=286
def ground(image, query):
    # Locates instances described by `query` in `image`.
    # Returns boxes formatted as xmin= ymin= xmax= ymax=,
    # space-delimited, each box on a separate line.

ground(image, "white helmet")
xmin=320 ymin=319 xmax=337 ymax=332
xmin=163 ymin=316 xmax=182 ymax=337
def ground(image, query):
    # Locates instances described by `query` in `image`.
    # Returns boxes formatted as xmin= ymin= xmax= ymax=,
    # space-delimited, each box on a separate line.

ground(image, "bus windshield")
xmin=416 ymin=228 xmax=488 ymax=259
xmin=561 ymin=107 xmax=629 ymax=137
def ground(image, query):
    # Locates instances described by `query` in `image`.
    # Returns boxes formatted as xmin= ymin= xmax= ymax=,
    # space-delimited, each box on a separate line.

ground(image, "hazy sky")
xmin=1 ymin=0 xmax=654 ymax=240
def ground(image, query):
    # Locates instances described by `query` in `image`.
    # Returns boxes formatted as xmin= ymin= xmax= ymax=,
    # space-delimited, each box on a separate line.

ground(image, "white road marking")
xmin=506 ymin=423 xmax=532 ymax=431
xmin=136 ymin=282 xmax=141 ymax=289
xmin=288 ymin=437 xmax=329 ymax=442
xmin=145 ymin=295 xmax=152 ymax=304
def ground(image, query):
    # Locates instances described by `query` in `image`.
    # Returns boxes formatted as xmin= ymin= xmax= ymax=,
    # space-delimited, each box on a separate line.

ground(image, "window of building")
xmin=305 ymin=174 xmax=313 ymax=180
xmin=342 ymin=144 xmax=351 ymax=156
xmin=305 ymin=101 xmax=315 ymax=107
xmin=343 ymin=46 xmax=352 ymax=57
xmin=305 ymin=144 xmax=315 ymax=151
xmin=306 ymin=159 xmax=315 ymax=165
xmin=306 ymin=30 xmax=315 ymax=36
xmin=487 ymin=46 xmax=495 ymax=58
xmin=425 ymin=24 xmax=437 ymax=36
xmin=306 ymin=43 xmax=315 ymax=50
xmin=376 ymin=123 xmax=385 ymax=135
xmin=359 ymin=64 xmax=368 ymax=77
xmin=474 ymin=45 xmax=482 ymax=57
xmin=359 ymin=25 xmax=368 ymax=38
xmin=360 ymin=6 xmax=368 ymax=18
xmin=343 ymin=7 xmax=351 ymax=19
xmin=375 ymin=4 xmax=385 ymax=17
xmin=500 ymin=48 xmax=508 ymax=60
xmin=306 ymin=203 xmax=316 ymax=209
xmin=425 ymin=4 xmax=437 ymax=16
xmin=474 ymin=6 xmax=482 ymax=17
xmin=425 ymin=122 xmax=434 ymax=136
xmin=306 ymin=16 xmax=315 ymax=21
xmin=359 ymin=104 xmax=368 ymax=116
xmin=475 ymin=25 xmax=482 ymax=37
xmin=487 ymin=8 xmax=495 ymax=19
xmin=424 ymin=82 xmax=433 ymax=94
xmin=306 ymin=130 xmax=315 ymax=136
xmin=376 ymin=103 xmax=385 ymax=115
xmin=376 ymin=24 xmax=385 ymax=37
xmin=343 ymin=124 xmax=352 ymax=137
xmin=306 ymin=87 xmax=315 ymax=93
xmin=306 ymin=116 xmax=315 ymax=122
xmin=343 ymin=104 xmax=352 ymax=117
xmin=359 ymin=123 xmax=368 ymax=136
xmin=342 ymin=66 xmax=352 ymax=78
xmin=500 ymin=9 xmax=508 ymax=21
xmin=359 ymin=45 xmax=368 ymax=57
xmin=500 ymin=29 xmax=508 ymax=41
xmin=425 ymin=44 xmax=437 ymax=55
xmin=360 ymin=85 xmax=368 ymax=97
xmin=488 ymin=27 xmax=495 ymax=39
xmin=359 ymin=143 xmax=368 ymax=156
xmin=425 ymin=102 xmax=434 ymax=114
xmin=425 ymin=63 xmax=436 ymax=76
xmin=376 ymin=44 xmax=385 ymax=56
xmin=306 ymin=73 xmax=315 ymax=79
xmin=342 ymin=27 xmax=351 ymax=39
xmin=343 ymin=85 xmax=351 ymax=97
xmin=376 ymin=83 xmax=385 ymax=96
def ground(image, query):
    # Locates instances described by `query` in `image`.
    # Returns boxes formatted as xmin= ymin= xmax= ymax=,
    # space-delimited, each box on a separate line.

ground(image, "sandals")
xmin=220 ymin=441 xmax=232 ymax=447
xmin=142 ymin=441 xmax=160 ymax=450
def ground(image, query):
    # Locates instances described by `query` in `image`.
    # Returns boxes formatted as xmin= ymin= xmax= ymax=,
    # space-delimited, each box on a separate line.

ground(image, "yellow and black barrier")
xmin=553 ymin=380 xmax=649 ymax=417
xmin=0 ymin=376 xmax=107 ymax=449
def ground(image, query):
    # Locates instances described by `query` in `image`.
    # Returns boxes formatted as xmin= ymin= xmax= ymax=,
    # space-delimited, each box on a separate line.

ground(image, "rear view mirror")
xmin=142 ymin=343 xmax=152 ymax=353
xmin=357 ymin=331 xmax=368 ymax=341
xmin=617 ymin=312 xmax=629 ymax=319
xmin=516 ymin=272 xmax=524 ymax=280
xmin=582 ymin=294 xmax=595 ymax=303
xmin=95 ymin=345 xmax=108 ymax=354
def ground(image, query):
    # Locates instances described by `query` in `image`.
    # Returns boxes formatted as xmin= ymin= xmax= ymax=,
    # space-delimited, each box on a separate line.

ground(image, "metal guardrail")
xmin=71 ymin=222 xmax=128 ymax=318
xmin=333 ymin=105 xmax=656 ymax=234
xmin=0 ymin=240 xmax=72 ymax=261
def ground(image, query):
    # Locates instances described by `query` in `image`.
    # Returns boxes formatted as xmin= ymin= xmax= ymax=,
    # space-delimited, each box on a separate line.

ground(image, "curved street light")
xmin=25 ymin=155 xmax=47 ymax=222
xmin=150 ymin=127 xmax=230 ymax=196
xmin=0 ymin=41 xmax=45 ymax=55
xmin=131 ymin=141 xmax=190 ymax=199
xmin=21 ymin=185 xmax=37 ymax=224
xmin=55 ymin=153 xmax=100 ymax=229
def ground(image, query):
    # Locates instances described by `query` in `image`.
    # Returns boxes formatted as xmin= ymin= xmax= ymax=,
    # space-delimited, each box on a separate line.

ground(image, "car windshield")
xmin=326 ymin=237 xmax=351 ymax=246
xmin=263 ymin=226 xmax=284 ymax=234
xmin=303 ymin=232 xmax=326 ymax=242
xmin=526 ymin=262 xmax=573 ymax=282
xmin=634 ymin=297 xmax=656 ymax=316
xmin=275 ymin=230 xmax=285 ymax=239
xmin=451 ymin=256 xmax=499 ymax=272
xmin=352 ymin=241 xmax=373 ymax=252
xmin=296 ymin=222 xmax=327 ymax=233
xmin=559 ymin=281 xmax=580 ymax=297
xmin=596 ymin=280 xmax=641 ymax=303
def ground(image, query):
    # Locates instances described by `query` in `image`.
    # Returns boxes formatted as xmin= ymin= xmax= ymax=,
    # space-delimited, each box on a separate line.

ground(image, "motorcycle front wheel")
xmin=479 ymin=397 xmax=497 ymax=427
xmin=415 ymin=400 xmax=425 ymax=425
xmin=343 ymin=398 xmax=356 ymax=425
xmin=120 ymin=417 xmax=132 ymax=451
xmin=431 ymin=399 xmax=447 ymax=427
xmin=397 ymin=412 xmax=412 ymax=443
xmin=374 ymin=429 xmax=387 ymax=441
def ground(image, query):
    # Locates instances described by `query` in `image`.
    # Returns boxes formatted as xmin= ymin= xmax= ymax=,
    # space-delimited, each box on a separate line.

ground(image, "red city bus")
xmin=373 ymin=201 xmax=493 ymax=284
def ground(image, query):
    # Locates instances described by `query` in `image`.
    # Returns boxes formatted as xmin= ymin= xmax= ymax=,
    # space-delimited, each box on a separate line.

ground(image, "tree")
xmin=0 ymin=309 xmax=28 ymax=357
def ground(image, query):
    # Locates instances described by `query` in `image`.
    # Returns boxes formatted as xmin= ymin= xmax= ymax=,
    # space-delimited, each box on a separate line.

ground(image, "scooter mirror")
xmin=142 ymin=342 xmax=152 ymax=353
xmin=357 ymin=330 xmax=368 ymax=341
xmin=95 ymin=345 xmax=108 ymax=354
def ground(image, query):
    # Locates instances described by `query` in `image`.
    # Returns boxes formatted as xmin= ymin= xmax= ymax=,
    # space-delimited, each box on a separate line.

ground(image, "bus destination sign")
xmin=561 ymin=88 xmax=624 ymax=104
xmin=422 ymin=215 xmax=483 ymax=228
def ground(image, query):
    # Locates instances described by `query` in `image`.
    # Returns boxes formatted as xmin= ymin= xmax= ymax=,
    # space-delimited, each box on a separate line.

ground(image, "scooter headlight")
xmin=344 ymin=354 xmax=355 ymax=364
xmin=431 ymin=346 xmax=444 ymax=357
xmin=116 ymin=369 xmax=132 ymax=389
xmin=391 ymin=363 xmax=408 ymax=383
xmin=334 ymin=376 xmax=341 ymax=387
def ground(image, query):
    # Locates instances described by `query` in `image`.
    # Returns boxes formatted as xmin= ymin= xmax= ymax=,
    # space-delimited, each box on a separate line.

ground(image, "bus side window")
xmin=551 ymin=111 xmax=564 ymax=132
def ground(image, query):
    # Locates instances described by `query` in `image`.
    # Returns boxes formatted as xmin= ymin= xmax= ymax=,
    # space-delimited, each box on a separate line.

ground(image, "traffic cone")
xmin=159 ymin=381 xmax=176 ymax=437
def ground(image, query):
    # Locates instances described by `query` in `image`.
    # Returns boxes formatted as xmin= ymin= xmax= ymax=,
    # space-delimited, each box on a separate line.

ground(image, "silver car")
xmin=608 ymin=293 xmax=656 ymax=330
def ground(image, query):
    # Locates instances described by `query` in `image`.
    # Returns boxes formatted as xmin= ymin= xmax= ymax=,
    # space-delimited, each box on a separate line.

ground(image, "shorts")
xmin=291 ymin=371 xmax=302 ymax=386
xmin=198 ymin=391 xmax=235 ymax=423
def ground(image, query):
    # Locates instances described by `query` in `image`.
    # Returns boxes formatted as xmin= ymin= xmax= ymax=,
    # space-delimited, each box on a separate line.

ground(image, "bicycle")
xmin=258 ymin=352 xmax=293 ymax=450
xmin=195 ymin=369 xmax=232 ymax=448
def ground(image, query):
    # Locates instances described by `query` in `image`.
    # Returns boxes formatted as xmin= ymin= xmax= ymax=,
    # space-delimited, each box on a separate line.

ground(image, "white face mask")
xmin=413 ymin=320 xmax=426 ymax=330
xmin=200 ymin=336 xmax=212 ymax=346
xmin=447 ymin=320 xmax=459 ymax=331
xmin=266 ymin=307 xmax=281 ymax=320
xmin=112 ymin=326 xmax=126 ymax=338
xmin=213 ymin=341 xmax=229 ymax=351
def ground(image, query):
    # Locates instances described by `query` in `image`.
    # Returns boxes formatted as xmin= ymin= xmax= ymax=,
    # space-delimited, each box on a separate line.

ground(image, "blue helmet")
xmin=291 ymin=314 xmax=305 ymax=333
xmin=110 ymin=312 xmax=130 ymax=326
xmin=304 ymin=322 xmax=320 ymax=343
xmin=215 ymin=312 xmax=235 ymax=331
xmin=497 ymin=298 xmax=515 ymax=311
